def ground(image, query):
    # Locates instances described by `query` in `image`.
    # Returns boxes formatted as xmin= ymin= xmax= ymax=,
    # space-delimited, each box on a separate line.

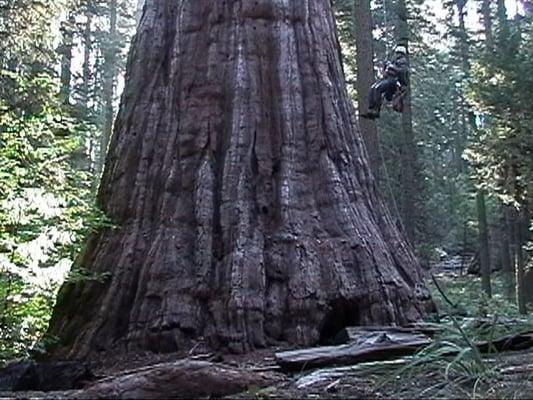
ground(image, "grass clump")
xmin=378 ymin=273 xmax=533 ymax=399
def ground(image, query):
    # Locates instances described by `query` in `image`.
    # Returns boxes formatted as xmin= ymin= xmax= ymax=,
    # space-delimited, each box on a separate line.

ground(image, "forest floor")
xmin=7 ymin=344 xmax=530 ymax=399
xmin=3 ymin=347 xmax=532 ymax=399
xmin=1 ymin=273 xmax=532 ymax=399
xmin=91 ymin=272 xmax=533 ymax=399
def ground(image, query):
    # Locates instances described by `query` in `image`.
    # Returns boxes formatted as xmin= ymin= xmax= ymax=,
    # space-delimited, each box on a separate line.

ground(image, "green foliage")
xmin=0 ymin=0 xmax=61 ymax=73
xmin=333 ymin=0 xmax=358 ymax=98
xmin=0 ymin=0 xmax=132 ymax=363
xmin=467 ymin=8 xmax=532 ymax=214
xmin=431 ymin=273 xmax=532 ymax=324
xmin=0 ymin=272 xmax=56 ymax=364
xmin=0 ymin=69 xmax=99 ymax=362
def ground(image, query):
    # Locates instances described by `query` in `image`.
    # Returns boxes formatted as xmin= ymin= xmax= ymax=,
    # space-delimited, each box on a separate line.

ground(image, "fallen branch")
xmin=500 ymin=365 xmax=533 ymax=375
xmin=295 ymin=359 xmax=407 ymax=389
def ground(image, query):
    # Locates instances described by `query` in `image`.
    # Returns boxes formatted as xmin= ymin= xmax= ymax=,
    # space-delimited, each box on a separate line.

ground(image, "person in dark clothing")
xmin=361 ymin=45 xmax=409 ymax=119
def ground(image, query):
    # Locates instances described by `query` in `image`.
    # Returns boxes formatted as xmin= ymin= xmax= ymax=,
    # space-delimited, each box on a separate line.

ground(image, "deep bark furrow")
xmin=47 ymin=0 xmax=431 ymax=359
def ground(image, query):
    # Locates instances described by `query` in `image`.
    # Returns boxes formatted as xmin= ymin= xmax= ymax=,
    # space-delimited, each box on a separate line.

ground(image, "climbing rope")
xmin=431 ymin=273 xmax=459 ymax=309
xmin=383 ymin=0 xmax=390 ymax=58
xmin=379 ymin=142 xmax=407 ymax=235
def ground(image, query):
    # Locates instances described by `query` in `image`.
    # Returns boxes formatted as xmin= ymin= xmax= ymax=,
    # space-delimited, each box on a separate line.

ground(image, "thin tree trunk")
xmin=72 ymin=8 xmax=93 ymax=173
xmin=82 ymin=11 xmax=92 ymax=110
xmin=59 ymin=12 xmax=75 ymax=104
xmin=496 ymin=0 xmax=509 ymax=36
xmin=78 ymin=8 xmax=93 ymax=171
xmin=501 ymin=206 xmax=514 ymax=298
xmin=480 ymin=0 xmax=493 ymax=50
xmin=353 ymin=0 xmax=381 ymax=181
xmin=480 ymin=0 xmax=494 ymax=46
xmin=476 ymin=0 xmax=493 ymax=298
xmin=395 ymin=0 xmax=417 ymax=244
xmin=47 ymin=0 xmax=431 ymax=360
xmin=477 ymin=190 xmax=492 ymax=297
xmin=456 ymin=0 xmax=469 ymax=173
xmin=513 ymin=209 xmax=527 ymax=314
xmin=98 ymin=0 xmax=118 ymax=174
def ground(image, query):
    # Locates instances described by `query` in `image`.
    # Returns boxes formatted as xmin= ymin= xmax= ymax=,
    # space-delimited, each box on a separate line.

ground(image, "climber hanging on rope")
xmin=361 ymin=45 xmax=409 ymax=120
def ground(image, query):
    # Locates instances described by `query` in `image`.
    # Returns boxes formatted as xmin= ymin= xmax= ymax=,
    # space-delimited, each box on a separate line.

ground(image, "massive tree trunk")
xmin=47 ymin=0 xmax=431 ymax=359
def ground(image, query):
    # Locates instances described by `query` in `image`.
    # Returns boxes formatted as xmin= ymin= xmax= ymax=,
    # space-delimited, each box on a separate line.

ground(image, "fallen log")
xmin=276 ymin=329 xmax=533 ymax=373
xmin=334 ymin=325 xmax=439 ymax=345
xmin=276 ymin=338 xmax=432 ymax=372
xmin=476 ymin=331 xmax=533 ymax=353
xmin=0 ymin=361 xmax=92 ymax=391
xmin=69 ymin=359 xmax=273 ymax=399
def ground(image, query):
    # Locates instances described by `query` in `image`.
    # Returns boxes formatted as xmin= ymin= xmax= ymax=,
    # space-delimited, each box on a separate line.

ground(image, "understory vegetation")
xmin=369 ymin=274 xmax=533 ymax=399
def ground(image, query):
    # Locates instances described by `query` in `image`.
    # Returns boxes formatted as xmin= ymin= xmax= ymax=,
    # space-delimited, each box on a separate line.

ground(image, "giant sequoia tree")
xmin=48 ymin=0 xmax=431 ymax=359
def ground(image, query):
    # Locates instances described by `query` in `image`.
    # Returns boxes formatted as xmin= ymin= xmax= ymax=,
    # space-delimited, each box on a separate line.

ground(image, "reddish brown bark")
xmin=47 ymin=0 xmax=431 ymax=359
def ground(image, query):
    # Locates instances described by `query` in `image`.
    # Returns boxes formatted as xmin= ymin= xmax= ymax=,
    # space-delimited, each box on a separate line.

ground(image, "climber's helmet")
xmin=395 ymin=45 xmax=407 ymax=54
